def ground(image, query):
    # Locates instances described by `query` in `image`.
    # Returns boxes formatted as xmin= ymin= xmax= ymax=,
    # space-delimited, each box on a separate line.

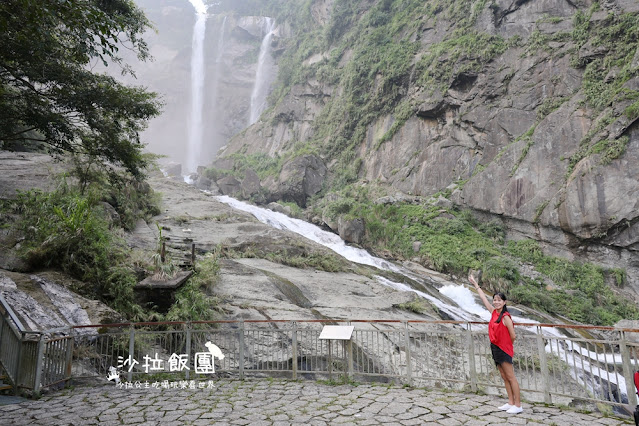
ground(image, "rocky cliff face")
xmin=210 ymin=0 xmax=639 ymax=294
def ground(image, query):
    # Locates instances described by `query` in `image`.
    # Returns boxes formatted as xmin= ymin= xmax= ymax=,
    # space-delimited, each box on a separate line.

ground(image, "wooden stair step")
xmin=0 ymin=384 xmax=13 ymax=391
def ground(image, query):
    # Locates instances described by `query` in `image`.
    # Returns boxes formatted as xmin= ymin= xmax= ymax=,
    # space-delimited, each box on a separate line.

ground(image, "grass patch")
xmin=221 ymin=244 xmax=350 ymax=273
xmin=509 ymin=125 xmax=537 ymax=177
xmin=12 ymin=185 xmax=149 ymax=319
xmin=394 ymin=298 xmax=428 ymax=314
xmin=506 ymin=240 xmax=638 ymax=324
xmin=265 ymin=251 xmax=348 ymax=272
xmin=164 ymin=252 xmax=222 ymax=323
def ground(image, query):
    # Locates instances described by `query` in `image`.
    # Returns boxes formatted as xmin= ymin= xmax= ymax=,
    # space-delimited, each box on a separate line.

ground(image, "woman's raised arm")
xmin=469 ymin=274 xmax=494 ymax=313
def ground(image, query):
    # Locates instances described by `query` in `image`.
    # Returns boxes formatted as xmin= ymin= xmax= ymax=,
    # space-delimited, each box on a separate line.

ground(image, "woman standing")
xmin=469 ymin=274 xmax=523 ymax=414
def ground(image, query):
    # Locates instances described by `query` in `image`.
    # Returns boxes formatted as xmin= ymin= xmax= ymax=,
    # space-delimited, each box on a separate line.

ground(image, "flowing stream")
xmin=217 ymin=195 xmax=521 ymax=323
xmin=215 ymin=195 xmax=631 ymax=403
xmin=249 ymin=17 xmax=276 ymax=124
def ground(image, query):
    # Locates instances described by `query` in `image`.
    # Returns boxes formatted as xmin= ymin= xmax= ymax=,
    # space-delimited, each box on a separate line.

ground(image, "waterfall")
xmin=186 ymin=0 xmax=208 ymax=174
xmin=215 ymin=17 xmax=227 ymax=64
xmin=206 ymin=16 xmax=226 ymax=147
xmin=249 ymin=17 xmax=276 ymax=124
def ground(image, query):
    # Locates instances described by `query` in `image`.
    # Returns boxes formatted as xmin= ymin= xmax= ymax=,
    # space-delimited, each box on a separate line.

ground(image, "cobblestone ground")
xmin=0 ymin=379 xmax=634 ymax=425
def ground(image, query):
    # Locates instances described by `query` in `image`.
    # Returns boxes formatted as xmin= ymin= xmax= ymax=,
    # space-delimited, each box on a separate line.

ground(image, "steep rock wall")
xmin=214 ymin=0 xmax=639 ymax=292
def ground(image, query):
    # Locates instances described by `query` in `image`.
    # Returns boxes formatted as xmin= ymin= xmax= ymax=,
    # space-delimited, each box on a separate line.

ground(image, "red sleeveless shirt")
xmin=489 ymin=309 xmax=514 ymax=357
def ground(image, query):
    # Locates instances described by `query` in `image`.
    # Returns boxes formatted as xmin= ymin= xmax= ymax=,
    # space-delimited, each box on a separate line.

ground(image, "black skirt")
xmin=491 ymin=343 xmax=513 ymax=366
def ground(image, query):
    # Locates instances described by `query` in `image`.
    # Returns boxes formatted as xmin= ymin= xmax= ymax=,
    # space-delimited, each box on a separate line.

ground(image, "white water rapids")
xmin=215 ymin=195 xmax=632 ymax=403
xmin=216 ymin=195 xmax=501 ymax=322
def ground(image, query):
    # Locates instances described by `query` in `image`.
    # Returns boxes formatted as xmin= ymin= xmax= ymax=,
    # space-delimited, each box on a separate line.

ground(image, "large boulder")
xmin=267 ymin=202 xmax=292 ymax=216
xmin=194 ymin=175 xmax=213 ymax=191
xmin=338 ymin=217 xmax=365 ymax=245
xmin=241 ymin=169 xmax=262 ymax=199
xmin=217 ymin=175 xmax=242 ymax=197
xmin=266 ymin=155 xmax=327 ymax=207
xmin=163 ymin=162 xmax=182 ymax=178
xmin=98 ymin=201 xmax=121 ymax=228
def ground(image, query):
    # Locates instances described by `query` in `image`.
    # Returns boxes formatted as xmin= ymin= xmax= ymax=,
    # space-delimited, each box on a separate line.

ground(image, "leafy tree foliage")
xmin=0 ymin=0 xmax=162 ymax=177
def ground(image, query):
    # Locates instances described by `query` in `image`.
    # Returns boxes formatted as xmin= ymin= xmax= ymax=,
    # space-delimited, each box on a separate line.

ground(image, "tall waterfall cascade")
xmin=186 ymin=0 xmax=208 ymax=174
xmin=249 ymin=17 xmax=276 ymax=125
xmin=215 ymin=17 xmax=227 ymax=65
xmin=208 ymin=16 xmax=227 ymax=120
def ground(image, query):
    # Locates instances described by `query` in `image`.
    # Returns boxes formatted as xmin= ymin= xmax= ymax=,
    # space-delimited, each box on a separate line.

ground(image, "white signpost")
xmin=319 ymin=325 xmax=354 ymax=380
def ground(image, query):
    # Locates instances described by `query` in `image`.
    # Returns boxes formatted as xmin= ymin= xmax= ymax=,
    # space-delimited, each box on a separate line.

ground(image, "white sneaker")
xmin=506 ymin=405 xmax=523 ymax=414
xmin=498 ymin=403 xmax=512 ymax=411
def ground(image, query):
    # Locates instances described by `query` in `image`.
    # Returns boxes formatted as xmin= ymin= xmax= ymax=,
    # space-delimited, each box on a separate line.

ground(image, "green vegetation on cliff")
xmin=529 ymin=4 xmax=639 ymax=180
xmin=316 ymin=185 xmax=639 ymax=326
xmin=6 ymin=172 xmax=159 ymax=319
xmin=2 ymin=165 xmax=222 ymax=322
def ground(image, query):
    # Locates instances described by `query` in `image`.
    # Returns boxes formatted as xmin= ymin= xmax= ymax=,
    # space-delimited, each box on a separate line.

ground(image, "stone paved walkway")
xmin=0 ymin=379 xmax=634 ymax=425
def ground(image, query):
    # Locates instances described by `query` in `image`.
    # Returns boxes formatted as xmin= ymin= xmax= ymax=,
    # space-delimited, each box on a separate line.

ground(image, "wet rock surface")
xmin=0 ymin=270 xmax=120 ymax=331
xmin=134 ymin=173 xmax=446 ymax=323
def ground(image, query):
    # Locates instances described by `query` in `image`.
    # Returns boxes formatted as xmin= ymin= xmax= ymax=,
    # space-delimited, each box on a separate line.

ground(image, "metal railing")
xmin=0 ymin=307 xmax=21 ymax=390
xmin=67 ymin=319 xmax=639 ymax=415
xmin=1 ymin=315 xmax=638 ymax=416
xmin=0 ymin=294 xmax=43 ymax=393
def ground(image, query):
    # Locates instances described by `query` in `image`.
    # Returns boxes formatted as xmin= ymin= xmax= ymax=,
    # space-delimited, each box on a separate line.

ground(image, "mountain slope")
xmin=208 ymin=0 xmax=639 ymax=298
